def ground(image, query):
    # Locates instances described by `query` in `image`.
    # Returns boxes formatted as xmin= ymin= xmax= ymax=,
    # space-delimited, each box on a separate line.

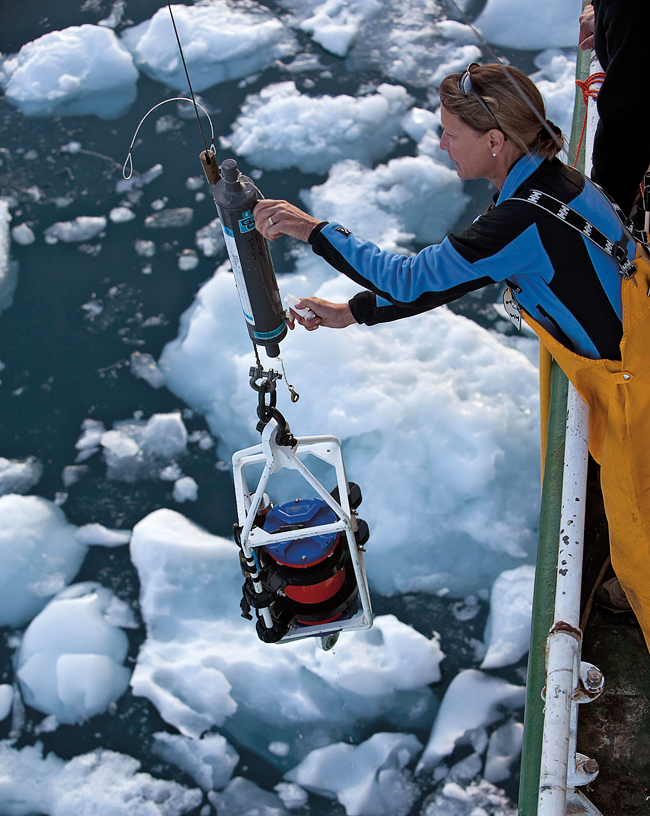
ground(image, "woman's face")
xmin=439 ymin=105 xmax=495 ymax=181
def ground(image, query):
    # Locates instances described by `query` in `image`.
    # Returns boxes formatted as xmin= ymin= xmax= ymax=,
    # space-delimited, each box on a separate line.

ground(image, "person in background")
xmin=254 ymin=63 xmax=650 ymax=652
xmin=579 ymin=0 xmax=650 ymax=216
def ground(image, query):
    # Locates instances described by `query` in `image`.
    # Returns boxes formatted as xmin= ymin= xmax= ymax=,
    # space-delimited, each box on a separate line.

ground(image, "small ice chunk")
xmin=152 ymin=731 xmax=239 ymax=791
xmin=481 ymin=565 xmax=535 ymax=669
xmin=11 ymin=223 xmax=36 ymax=245
xmin=115 ymin=163 xmax=163 ymax=193
xmin=178 ymin=249 xmax=199 ymax=271
xmin=173 ymin=476 xmax=198 ymax=503
xmin=0 ymin=684 xmax=13 ymax=721
xmin=109 ymin=206 xmax=136 ymax=223
xmin=145 ymin=208 xmax=193 ymax=229
xmin=75 ymin=523 xmax=131 ymax=547
xmin=129 ymin=350 xmax=165 ymax=389
xmin=135 ymin=238 xmax=156 ymax=257
xmin=159 ymin=463 xmax=183 ymax=481
xmin=62 ymin=464 xmax=88 ymax=488
xmin=195 ymin=218 xmax=225 ymax=257
xmin=0 ymin=455 xmax=43 ymax=495
xmin=275 ymin=781 xmax=309 ymax=810
xmin=484 ymin=719 xmax=524 ymax=783
xmin=474 ymin=0 xmax=581 ymax=49
xmin=268 ymin=741 xmax=290 ymax=757
xmin=44 ymin=215 xmax=106 ymax=244
xmin=185 ymin=176 xmax=205 ymax=191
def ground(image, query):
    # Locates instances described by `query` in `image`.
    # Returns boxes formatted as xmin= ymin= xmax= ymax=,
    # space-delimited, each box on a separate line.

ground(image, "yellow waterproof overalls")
xmin=524 ymin=243 xmax=650 ymax=651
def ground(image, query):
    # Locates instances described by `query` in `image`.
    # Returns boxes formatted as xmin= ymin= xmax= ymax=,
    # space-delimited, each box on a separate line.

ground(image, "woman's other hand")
xmin=288 ymin=297 xmax=356 ymax=331
xmin=254 ymin=199 xmax=321 ymax=242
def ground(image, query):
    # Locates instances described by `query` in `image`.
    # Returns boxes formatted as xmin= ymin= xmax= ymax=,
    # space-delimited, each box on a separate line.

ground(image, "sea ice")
xmin=129 ymin=351 xmax=165 ymax=389
xmin=481 ymin=565 xmax=535 ymax=670
xmin=152 ymin=731 xmax=239 ymax=791
xmin=484 ymin=719 xmax=524 ymax=784
xmin=0 ymin=741 xmax=203 ymax=816
xmin=0 ymin=684 xmax=13 ymax=721
xmin=302 ymin=155 xmax=469 ymax=252
xmin=474 ymin=0 xmax=581 ymax=49
xmin=97 ymin=412 xmax=188 ymax=481
xmin=531 ymin=50 xmax=579 ymax=154
xmin=11 ymin=223 xmax=36 ymax=246
xmin=0 ymin=24 xmax=138 ymax=118
xmin=172 ymin=476 xmax=199 ymax=502
xmin=121 ymin=1 xmax=298 ymax=92
xmin=208 ymin=777 xmax=289 ymax=816
xmin=195 ymin=218 xmax=225 ymax=258
xmin=159 ymin=256 xmax=541 ymax=598
xmin=145 ymin=208 xmax=193 ymax=229
xmin=222 ymin=82 xmax=413 ymax=174
xmin=178 ymin=249 xmax=199 ymax=271
xmin=74 ymin=523 xmax=132 ymax=548
xmin=0 ymin=494 xmax=87 ymax=628
xmin=0 ymin=198 xmax=17 ymax=314
xmin=129 ymin=509 xmax=445 ymax=761
xmin=285 ymin=731 xmax=422 ymax=816
xmin=421 ymin=777 xmax=517 ymax=816
xmin=109 ymin=206 xmax=136 ymax=223
xmin=0 ymin=455 xmax=43 ymax=496
xmin=15 ymin=583 xmax=133 ymax=724
xmin=417 ymin=669 xmax=525 ymax=771
xmin=44 ymin=216 xmax=107 ymax=244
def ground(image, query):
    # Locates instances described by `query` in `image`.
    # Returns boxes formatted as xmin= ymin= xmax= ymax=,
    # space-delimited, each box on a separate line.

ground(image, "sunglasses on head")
xmin=458 ymin=63 xmax=504 ymax=132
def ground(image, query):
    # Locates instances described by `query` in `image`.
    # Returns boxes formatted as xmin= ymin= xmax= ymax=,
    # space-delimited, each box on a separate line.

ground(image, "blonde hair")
xmin=439 ymin=64 xmax=564 ymax=160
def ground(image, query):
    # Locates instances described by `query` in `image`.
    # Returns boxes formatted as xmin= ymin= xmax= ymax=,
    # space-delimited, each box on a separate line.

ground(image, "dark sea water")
xmin=0 ymin=2 xmax=536 ymax=812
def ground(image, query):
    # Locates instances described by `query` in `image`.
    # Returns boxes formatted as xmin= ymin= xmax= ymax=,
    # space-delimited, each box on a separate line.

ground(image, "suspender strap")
xmin=511 ymin=189 xmax=638 ymax=279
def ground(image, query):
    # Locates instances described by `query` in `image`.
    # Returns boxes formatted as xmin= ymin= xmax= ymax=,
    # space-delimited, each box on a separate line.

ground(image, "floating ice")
xmin=474 ymin=0 xmax=581 ymax=49
xmin=484 ymin=719 xmax=524 ymax=784
xmin=173 ymin=476 xmax=199 ymax=503
xmin=98 ymin=412 xmax=188 ymax=481
xmin=0 ymin=741 xmax=202 ymax=816
xmin=481 ymin=565 xmax=535 ymax=670
xmin=286 ymin=731 xmax=422 ymax=816
xmin=11 ymin=223 xmax=36 ymax=246
xmin=0 ymin=455 xmax=43 ymax=496
xmin=75 ymin=523 xmax=132 ymax=548
xmin=44 ymin=216 xmax=107 ymax=244
xmin=145 ymin=208 xmax=193 ymax=229
xmin=178 ymin=249 xmax=199 ymax=271
xmin=0 ymin=684 xmax=13 ymax=721
xmin=295 ymin=0 xmax=379 ymax=57
xmin=116 ymin=163 xmax=164 ymax=194
xmin=74 ymin=418 xmax=106 ymax=463
xmin=195 ymin=218 xmax=225 ymax=258
xmin=422 ymin=777 xmax=517 ymax=816
xmin=0 ymin=199 xmax=17 ymax=314
xmin=135 ymin=238 xmax=156 ymax=257
xmin=159 ymin=256 xmax=540 ymax=597
xmin=152 ymin=731 xmax=239 ymax=791
xmin=15 ymin=583 xmax=133 ymax=724
xmin=275 ymin=781 xmax=309 ymax=809
xmin=532 ymin=50 xmax=579 ymax=153
xmin=121 ymin=2 xmax=298 ymax=92
xmin=0 ymin=25 xmax=138 ymax=118
xmin=129 ymin=350 xmax=165 ymax=389
xmin=417 ymin=669 xmax=525 ymax=771
xmin=222 ymin=82 xmax=413 ymax=173
xmin=0 ymin=495 xmax=87 ymax=627
xmin=302 ymin=155 xmax=469 ymax=252
xmin=130 ymin=509 xmax=444 ymax=759
xmin=109 ymin=206 xmax=136 ymax=223
xmin=209 ymin=777 xmax=289 ymax=816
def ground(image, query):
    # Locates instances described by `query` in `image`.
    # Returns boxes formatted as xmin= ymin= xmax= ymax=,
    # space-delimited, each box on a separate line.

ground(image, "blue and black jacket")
xmin=309 ymin=153 xmax=633 ymax=361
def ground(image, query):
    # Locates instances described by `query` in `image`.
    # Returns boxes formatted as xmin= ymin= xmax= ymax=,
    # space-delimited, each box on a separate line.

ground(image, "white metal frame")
xmin=232 ymin=418 xmax=373 ymax=644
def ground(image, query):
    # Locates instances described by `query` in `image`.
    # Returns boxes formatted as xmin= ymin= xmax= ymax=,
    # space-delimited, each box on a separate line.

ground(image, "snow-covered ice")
xmin=121 ymin=1 xmax=298 ymax=92
xmin=222 ymin=82 xmax=413 ymax=174
xmin=152 ymin=731 xmax=239 ymax=791
xmin=0 ymin=25 xmax=138 ymax=118
xmin=475 ymin=0 xmax=581 ymax=50
xmin=0 ymin=198 xmax=17 ymax=314
xmin=44 ymin=216 xmax=107 ymax=244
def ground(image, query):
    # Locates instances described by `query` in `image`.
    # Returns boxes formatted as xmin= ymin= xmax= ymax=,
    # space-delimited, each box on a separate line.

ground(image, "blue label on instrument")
xmin=223 ymin=226 xmax=234 ymax=237
xmin=239 ymin=209 xmax=255 ymax=233
xmin=253 ymin=320 xmax=286 ymax=340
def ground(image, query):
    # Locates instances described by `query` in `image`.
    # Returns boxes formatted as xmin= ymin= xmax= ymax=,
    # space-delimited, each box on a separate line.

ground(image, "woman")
xmin=253 ymin=63 xmax=650 ymax=651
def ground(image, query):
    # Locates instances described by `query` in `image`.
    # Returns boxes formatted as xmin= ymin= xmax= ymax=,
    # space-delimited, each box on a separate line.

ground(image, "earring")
xmin=492 ymin=152 xmax=497 ymax=157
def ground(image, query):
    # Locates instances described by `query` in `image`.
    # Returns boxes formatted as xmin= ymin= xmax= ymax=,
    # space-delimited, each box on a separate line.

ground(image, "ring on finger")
xmin=268 ymin=216 xmax=275 ymax=226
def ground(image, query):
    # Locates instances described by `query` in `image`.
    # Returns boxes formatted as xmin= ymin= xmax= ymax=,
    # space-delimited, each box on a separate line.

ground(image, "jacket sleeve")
xmin=308 ymin=200 xmax=540 ymax=326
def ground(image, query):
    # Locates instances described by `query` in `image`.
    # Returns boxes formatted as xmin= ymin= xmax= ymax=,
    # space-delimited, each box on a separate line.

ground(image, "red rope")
xmin=573 ymin=72 xmax=606 ymax=168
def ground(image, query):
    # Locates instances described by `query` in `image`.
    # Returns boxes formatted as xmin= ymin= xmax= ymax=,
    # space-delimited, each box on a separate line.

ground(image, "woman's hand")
xmin=254 ymin=199 xmax=321 ymax=242
xmin=288 ymin=297 xmax=356 ymax=331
